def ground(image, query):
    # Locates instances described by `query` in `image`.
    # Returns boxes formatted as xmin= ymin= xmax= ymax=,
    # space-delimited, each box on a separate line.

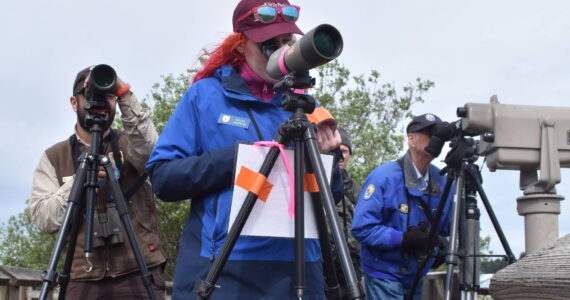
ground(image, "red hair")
xmin=193 ymin=32 xmax=248 ymax=83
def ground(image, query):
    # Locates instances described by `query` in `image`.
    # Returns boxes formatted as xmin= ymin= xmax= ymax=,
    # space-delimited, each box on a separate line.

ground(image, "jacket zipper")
xmin=209 ymin=193 xmax=221 ymax=260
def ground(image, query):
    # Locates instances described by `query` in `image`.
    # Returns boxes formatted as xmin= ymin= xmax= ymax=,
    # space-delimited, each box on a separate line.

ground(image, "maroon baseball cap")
xmin=233 ymin=0 xmax=303 ymax=43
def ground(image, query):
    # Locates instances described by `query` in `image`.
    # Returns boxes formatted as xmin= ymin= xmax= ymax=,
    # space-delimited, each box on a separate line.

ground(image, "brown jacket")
xmin=44 ymin=131 xmax=165 ymax=280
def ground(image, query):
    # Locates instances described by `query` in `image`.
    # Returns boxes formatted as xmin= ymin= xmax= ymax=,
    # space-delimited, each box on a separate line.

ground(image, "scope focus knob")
xmin=457 ymin=106 xmax=467 ymax=118
xmin=482 ymin=132 xmax=495 ymax=143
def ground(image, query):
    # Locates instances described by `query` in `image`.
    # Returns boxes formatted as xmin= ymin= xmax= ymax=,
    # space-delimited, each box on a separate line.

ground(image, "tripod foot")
xmin=193 ymin=279 xmax=218 ymax=299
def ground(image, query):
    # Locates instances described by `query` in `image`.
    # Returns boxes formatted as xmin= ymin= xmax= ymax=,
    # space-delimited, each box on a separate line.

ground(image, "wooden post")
xmin=0 ymin=270 xmax=10 ymax=300
xmin=0 ymin=266 xmax=47 ymax=300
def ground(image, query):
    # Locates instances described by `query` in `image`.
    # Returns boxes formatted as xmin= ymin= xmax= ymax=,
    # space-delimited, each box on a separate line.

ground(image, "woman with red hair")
xmin=147 ymin=0 xmax=342 ymax=299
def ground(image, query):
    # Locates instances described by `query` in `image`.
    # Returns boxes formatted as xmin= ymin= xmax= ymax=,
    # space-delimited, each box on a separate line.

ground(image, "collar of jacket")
xmin=214 ymin=64 xmax=282 ymax=106
xmin=401 ymin=151 xmax=441 ymax=196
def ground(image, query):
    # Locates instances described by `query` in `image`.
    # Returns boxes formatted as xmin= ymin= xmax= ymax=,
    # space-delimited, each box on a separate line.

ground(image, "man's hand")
xmin=402 ymin=226 xmax=431 ymax=251
xmin=82 ymin=68 xmax=130 ymax=103
xmin=114 ymin=77 xmax=131 ymax=100
xmin=425 ymin=121 xmax=456 ymax=157
xmin=316 ymin=124 xmax=341 ymax=153
xmin=98 ymin=166 xmax=107 ymax=183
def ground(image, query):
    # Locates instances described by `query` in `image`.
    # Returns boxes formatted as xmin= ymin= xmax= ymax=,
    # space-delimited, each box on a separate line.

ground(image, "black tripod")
xmin=405 ymin=136 xmax=516 ymax=300
xmin=38 ymin=108 xmax=157 ymax=300
xmin=192 ymin=73 xmax=364 ymax=300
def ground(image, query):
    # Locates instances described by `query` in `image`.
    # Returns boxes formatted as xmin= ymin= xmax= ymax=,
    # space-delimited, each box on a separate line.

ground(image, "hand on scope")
xmin=83 ymin=68 xmax=130 ymax=101
xmin=114 ymin=77 xmax=131 ymax=100
xmin=431 ymin=122 xmax=456 ymax=141
xmin=425 ymin=122 xmax=456 ymax=157
xmin=316 ymin=124 xmax=341 ymax=153
xmin=402 ymin=226 xmax=431 ymax=251
xmin=98 ymin=166 xmax=107 ymax=183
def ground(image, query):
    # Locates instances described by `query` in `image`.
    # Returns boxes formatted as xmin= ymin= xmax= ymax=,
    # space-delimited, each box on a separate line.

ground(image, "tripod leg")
xmin=444 ymin=170 xmax=464 ymax=300
xmin=57 ymin=189 xmax=85 ymax=300
xmin=84 ymin=168 xmax=97 ymax=261
xmin=466 ymin=168 xmax=517 ymax=264
xmin=304 ymin=151 xmax=342 ymax=300
xmin=303 ymin=126 xmax=363 ymax=300
xmin=294 ymin=139 xmax=306 ymax=299
xmin=101 ymin=157 xmax=157 ymax=300
xmin=39 ymin=159 xmax=88 ymax=300
xmin=461 ymin=177 xmax=480 ymax=300
xmin=405 ymin=174 xmax=455 ymax=300
xmin=193 ymin=146 xmax=284 ymax=299
xmin=84 ymin=129 xmax=103 ymax=259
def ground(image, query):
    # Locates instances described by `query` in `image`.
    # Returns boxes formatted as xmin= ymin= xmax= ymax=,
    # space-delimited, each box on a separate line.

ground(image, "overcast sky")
xmin=1 ymin=0 xmax=570 ymax=258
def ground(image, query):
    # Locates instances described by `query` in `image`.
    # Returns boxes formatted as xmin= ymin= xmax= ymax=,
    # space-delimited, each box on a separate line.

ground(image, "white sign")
xmin=229 ymin=143 xmax=334 ymax=239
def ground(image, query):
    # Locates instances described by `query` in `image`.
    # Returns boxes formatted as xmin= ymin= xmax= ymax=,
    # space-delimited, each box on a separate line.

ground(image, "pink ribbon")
xmin=253 ymin=141 xmax=295 ymax=219
xmin=278 ymin=45 xmax=291 ymax=76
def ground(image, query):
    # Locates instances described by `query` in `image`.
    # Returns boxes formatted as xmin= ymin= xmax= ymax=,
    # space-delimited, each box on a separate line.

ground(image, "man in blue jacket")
xmin=352 ymin=113 xmax=453 ymax=299
xmin=146 ymin=0 xmax=343 ymax=299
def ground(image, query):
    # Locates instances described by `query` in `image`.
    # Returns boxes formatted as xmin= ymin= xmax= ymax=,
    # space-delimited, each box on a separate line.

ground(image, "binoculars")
xmin=93 ymin=202 xmax=124 ymax=248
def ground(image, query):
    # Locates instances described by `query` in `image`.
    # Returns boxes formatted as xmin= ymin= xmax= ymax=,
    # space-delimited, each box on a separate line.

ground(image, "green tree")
xmin=431 ymin=234 xmax=495 ymax=272
xmin=313 ymin=60 xmax=434 ymax=184
xmin=0 ymin=208 xmax=55 ymax=269
xmin=142 ymin=69 xmax=196 ymax=280
xmin=479 ymin=235 xmax=510 ymax=274
xmin=0 ymin=60 xmax=433 ymax=281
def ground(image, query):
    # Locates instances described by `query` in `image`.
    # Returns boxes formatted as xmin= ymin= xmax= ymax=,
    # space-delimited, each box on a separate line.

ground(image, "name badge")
xmin=218 ymin=113 xmax=250 ymax=129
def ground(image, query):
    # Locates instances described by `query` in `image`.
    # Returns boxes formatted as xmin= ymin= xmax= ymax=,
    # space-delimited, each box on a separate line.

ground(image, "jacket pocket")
xmin=131 ymin=182 xmax=157 ymax=233
xmin=209 ymin=192 xmax=221 ymax=260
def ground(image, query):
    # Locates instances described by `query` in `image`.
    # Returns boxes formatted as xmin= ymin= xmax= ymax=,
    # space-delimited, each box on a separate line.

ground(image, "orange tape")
xmin=304 ymin=173 xmax=319 ymax=193
xmin=235 ymin=166 xmax=273 ymax=201
xmin=306 ymin=107 xmax=335 ymax=126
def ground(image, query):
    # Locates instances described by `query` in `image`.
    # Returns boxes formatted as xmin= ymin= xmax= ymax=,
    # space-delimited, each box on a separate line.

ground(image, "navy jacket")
xmin=146 ymin=64 xmax=342 ymax=299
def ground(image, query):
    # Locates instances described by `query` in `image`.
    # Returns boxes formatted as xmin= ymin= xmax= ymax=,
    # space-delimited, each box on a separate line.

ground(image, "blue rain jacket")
xmin=351 ymin=152 xmax=453 ymax=288
xmin=146 ymin=64 xmax=342 ymax=299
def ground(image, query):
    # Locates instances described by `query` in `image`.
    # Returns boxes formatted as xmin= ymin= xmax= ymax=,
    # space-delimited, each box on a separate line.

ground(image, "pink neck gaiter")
xmin=238 ymin=63 xmax=275 ymax=102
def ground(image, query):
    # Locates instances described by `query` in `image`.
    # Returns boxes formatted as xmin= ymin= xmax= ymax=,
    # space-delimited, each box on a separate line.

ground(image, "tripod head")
xmin=441 ymin=118 xmax=494 ymax=170
xmin=271 ymin=71 xmax=319 ymax=144
xmin=273 ymin=71 xmax=317 ymax=114
xmin=83 ymin=109 xmax=109 ymax=133
xmin=444 ymin=136 xmax=479 ymax=168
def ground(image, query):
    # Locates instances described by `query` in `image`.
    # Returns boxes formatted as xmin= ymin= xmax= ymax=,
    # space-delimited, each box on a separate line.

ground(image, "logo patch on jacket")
xmin=363 ymin=184 xmax=375 ymax=200
xmin=108 ymin=151 xmax=123 ymax=180
xmin=399 ymin=203 xmax=409 ymax=214
xmin=218 ymin=113 xmax=250 ymax=129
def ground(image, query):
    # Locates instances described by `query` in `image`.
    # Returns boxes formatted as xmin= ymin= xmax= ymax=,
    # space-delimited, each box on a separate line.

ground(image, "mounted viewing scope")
xmin=266 ymin=24 xmax=343 ymax=79
xmin=458 ymin=95 xmax=570 ymax=193
xmin=85 ymin=64 xmax=117 ymax=109
xmin=459 ymin=95 xmax=570 ymax=254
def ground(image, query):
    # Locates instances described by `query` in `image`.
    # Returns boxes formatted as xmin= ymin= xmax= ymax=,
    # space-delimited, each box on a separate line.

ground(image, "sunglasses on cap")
xmin=237 ymin=5 xmax=300 ymax=24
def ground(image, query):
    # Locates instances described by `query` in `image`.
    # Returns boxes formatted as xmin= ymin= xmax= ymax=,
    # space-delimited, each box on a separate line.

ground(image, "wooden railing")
xmin=0 ymin=266 xmax=172 ymax=300
xmin=1 ymin=265 xmax=472 ymax=300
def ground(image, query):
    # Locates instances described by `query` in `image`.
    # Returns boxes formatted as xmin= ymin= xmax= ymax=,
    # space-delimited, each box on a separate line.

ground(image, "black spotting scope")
xmin=266 ymin=24 xmax=343 ymax=79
